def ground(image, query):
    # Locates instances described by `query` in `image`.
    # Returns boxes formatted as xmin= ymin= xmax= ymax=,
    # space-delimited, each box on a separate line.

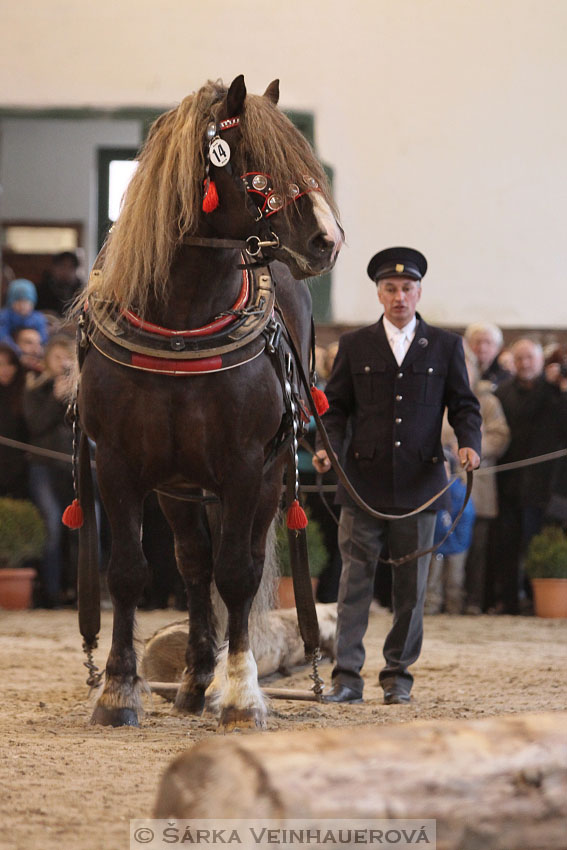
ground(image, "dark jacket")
xmin=36 ymin=272 xmax=83 ymax=317
xmin=481 ymin=356 xmax=511 ymax=389
xmin=22 ymin=377 xmax=72 ymax=469
xmin=320 ymin=314 xmax=482 ymax=512
xmin=0 ymin=385 xmax=29 ymax=497
xmin=495 ymin=376 xmax=567 ymax=509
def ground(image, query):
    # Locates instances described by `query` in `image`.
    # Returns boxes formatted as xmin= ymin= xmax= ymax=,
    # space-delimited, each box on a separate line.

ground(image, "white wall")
xmin=0 ymin=118 xmax=142 ymax=267
xmin=1 ymin=0 xmax=566 ymax=328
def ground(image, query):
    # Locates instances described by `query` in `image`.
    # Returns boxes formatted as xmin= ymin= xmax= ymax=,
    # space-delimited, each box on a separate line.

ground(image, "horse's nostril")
xmin=309 ymin=233 xmax=334 ymax=255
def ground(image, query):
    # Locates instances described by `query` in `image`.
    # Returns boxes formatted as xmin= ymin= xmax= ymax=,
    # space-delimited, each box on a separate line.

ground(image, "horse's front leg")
xmin=90 ymin=458 xmax=148 ymax=727
xmin=213 ymin=466 xmax=282 ymax=731
xmin=158 ymin=496 xmax=216 ymax=715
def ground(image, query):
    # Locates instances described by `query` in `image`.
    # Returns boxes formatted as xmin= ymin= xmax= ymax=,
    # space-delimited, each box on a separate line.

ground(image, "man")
xmin=464 ymin=322 xmax=511 ymax=388
xmin=490 ymin=339 xmax=567 ymax=614
xmin=37 ymin=251 xmax=83 ymax=316
xmin=313 ymin=247 xmax=481 ymax=705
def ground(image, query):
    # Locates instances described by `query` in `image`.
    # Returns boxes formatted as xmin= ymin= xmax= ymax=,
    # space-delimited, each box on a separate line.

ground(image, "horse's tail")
xmin=209 ymin=512 xmax=280 ymax=654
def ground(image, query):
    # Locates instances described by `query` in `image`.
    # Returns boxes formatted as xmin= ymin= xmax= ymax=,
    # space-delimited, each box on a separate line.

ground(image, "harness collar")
xmin=122 ymin=267 xmax=249 ymax=339
xmin=86 ymin=259 xmax=276 ymax=375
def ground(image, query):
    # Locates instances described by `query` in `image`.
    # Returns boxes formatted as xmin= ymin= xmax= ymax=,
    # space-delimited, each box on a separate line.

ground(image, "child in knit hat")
xmin=0 ymin=279 xmax=49 ymax=346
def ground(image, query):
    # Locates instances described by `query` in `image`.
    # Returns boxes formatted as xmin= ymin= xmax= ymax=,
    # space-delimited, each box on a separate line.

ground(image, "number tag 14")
xmin=209 ymin=138 xmax=231 ymax=167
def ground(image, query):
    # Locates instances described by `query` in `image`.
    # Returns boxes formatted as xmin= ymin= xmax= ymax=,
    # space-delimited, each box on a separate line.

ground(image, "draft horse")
xmin=76 ymin=75 xmax=343 ymax=730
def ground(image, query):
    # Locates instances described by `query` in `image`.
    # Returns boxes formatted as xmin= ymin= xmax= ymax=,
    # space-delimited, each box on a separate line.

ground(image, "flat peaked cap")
xmin=367 ymin=247 xmax=428 ymax=283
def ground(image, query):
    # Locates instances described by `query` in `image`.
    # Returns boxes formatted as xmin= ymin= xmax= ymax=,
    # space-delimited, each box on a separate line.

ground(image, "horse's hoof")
xmin=219 ymin=706 xmax=266 ymax=732
xmin=173 ymin=690 xmax=205 ymax=716
xmin=90 ymin=705 xmax=139 ymax=727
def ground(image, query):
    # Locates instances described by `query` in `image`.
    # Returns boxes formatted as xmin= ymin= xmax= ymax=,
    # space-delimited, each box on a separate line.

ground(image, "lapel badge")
xmin=418 ymin=337 xmax=428 ymax=347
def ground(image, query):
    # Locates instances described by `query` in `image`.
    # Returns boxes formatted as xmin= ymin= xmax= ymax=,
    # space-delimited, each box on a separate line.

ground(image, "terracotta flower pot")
xmin=531 ymin=578 xmax=567 ymax=618
xmin=0 ymin=568 xmax=37 ymax=610
xmin=277 ymin=576 xmax=319 ymax=609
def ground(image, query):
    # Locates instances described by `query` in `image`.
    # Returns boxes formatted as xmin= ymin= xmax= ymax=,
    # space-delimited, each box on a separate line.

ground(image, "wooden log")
xmin=154 ymin=711 xmax=567 ymax=850
xmin=147 ymin=681 xmax=322 ymax=701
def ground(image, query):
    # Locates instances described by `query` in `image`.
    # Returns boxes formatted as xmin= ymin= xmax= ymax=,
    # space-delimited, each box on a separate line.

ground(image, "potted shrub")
xmin=0 ymin=498 xmax=46 ymax=610
xmin=275 ymin=511 xmax=329 ymax=608
xmin=524 ymin=525 xmax=567 ymax=618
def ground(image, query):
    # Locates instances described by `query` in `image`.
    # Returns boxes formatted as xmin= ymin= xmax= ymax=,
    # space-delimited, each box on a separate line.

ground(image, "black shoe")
xmin=383 ymin=689 xmax=411 ymax=705
xmin=323 ymin=684 xmax=363 ymax=704
xmin=381 ymin=677 xmax=411 ymax=705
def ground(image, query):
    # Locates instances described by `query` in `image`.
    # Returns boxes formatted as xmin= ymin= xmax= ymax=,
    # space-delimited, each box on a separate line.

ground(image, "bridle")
xmin=183 ymin=115 xmax=322 ymax=260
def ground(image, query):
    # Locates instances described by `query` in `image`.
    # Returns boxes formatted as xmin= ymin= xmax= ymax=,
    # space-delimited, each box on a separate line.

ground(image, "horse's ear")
xmin=263 ymin=79 xmax=280 ymax=105
xmin=227 ymin=75 xmax=247 ymax=116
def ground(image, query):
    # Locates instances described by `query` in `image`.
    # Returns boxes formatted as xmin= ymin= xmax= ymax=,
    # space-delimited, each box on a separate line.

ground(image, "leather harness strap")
xmin=181 ymin=236 xmax=248 ymax=250
xmin=77 ymin=431 xmax=100 ymax=650
xmin=286 ymin=454 xmax=320 ymax=657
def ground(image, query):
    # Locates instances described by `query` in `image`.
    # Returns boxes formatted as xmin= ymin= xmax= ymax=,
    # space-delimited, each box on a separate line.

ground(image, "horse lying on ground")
xmin=75 ymin=74 xmax=343 ymax=730
xmin=141 ymin=603 xmax=338 ymax=701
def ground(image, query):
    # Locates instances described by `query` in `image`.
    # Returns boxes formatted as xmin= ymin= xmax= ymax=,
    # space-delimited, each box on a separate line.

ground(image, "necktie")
xmin=392 ymin=332 xmax=406 ymax=366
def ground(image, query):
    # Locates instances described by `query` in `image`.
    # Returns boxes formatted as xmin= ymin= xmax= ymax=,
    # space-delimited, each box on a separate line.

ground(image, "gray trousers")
xmin=333 ymin=505 xmax=436 ymax=695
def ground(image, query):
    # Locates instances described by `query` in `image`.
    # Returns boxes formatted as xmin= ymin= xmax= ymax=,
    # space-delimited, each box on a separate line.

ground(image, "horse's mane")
xmin=82 ymin=80 xmax=336 ymax=318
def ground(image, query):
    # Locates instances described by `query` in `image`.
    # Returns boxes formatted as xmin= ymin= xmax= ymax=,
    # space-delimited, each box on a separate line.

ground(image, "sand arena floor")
xmin=0 ymin=608 xmax=565 ymax=850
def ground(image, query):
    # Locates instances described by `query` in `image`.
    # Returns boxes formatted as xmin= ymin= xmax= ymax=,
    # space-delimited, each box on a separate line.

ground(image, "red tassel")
xmin=62 ymin=499 xmax=84 ymax=529
xmin=202 ymin=179 xmax=219 ymax=213
xmin=287 ymin=499 xmax=308 ymax=530
xmin=311 ymin=385 xmax=329 ymax=416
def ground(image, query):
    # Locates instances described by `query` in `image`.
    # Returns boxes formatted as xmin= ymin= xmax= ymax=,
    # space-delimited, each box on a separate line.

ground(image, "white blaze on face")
xmin=311 ymin=192 xmax=344 ymax=261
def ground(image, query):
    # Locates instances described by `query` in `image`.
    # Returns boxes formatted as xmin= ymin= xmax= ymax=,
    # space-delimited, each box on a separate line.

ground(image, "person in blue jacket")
xmin=0 ymin=279 xmax=49 ymax=346
xmin=425 ymin=453 xmax=476 ymax=615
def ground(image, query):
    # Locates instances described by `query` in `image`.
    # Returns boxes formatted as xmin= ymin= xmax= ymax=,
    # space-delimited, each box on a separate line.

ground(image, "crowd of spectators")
xmin=0 ymin=258 xmax=82 ymax=607
xmin=431 ymin=326 xmax=566 ymax=615
xmin=1 ymin=259 xmax=566 ymax=615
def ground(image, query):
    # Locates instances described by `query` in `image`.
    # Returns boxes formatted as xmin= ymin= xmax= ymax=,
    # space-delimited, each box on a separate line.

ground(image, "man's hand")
xmin=458 ymin=447 xmax=480 ymax=471
xmin=312 ymin=450 xmax=332 ymax=474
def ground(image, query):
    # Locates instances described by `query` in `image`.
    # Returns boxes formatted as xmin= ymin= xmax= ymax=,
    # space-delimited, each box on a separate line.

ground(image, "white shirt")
xmin=383 ymin=315 xmax=417 ymax=366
